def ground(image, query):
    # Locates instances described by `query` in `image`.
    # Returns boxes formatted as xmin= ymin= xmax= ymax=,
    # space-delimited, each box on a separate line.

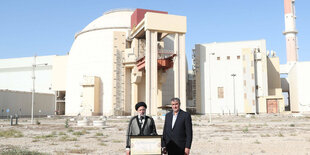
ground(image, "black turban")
xmin=135 ymin=102 xmax=147 ymax=110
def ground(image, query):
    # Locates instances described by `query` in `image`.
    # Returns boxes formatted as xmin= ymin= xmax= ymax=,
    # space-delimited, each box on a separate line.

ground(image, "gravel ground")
xmin=0 ymin=114 xmax=310 ymax=155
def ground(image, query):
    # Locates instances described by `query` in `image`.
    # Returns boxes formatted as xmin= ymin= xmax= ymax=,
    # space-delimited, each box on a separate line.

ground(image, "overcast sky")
xmin=0 ymin=0 xmax=309 ymax=68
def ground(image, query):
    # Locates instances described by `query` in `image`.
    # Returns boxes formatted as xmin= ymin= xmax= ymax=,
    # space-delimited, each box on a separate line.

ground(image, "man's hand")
xmin=126 ymin=150 xmax=130 ymax=155
xmin=185 ymin=148 xmax=190 ymax=155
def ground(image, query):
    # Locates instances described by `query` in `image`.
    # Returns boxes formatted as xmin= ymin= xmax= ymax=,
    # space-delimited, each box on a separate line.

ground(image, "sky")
xmin=0 ymin=0 xmax=309 ymax=68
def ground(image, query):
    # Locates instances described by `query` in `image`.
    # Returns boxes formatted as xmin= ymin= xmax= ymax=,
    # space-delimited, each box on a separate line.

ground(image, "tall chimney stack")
xmin=283 ymin=0 xmax=298 ymax=64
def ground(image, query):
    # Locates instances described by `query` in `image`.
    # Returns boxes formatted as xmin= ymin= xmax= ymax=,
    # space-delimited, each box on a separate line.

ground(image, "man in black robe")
xmin=126 ymin=102 xmax=157 ymax=155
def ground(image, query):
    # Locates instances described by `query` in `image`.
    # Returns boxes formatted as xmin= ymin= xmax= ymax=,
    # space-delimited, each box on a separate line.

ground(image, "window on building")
xmin=217 ymin=57 xmax=220 ymax=60
xmin=227 ymin=56 xmax=230 ymax=60
xmin=218 ymin=87 xmax=224 ymax=99
xmin=252 ymin=86 xmax=255 ymax=92
xmin=243 ymin=68 xmax=246 ymax=74
xmin=237 ymin=55 xmax=240 ymax=59
xmin=126 ymin=40 xmax=131 ymax=48
xmin=243 ymin=55 xmax=246 ymax=61
xmin=252 ymin=73 xmax=254 ymax=79
xmin=244 ymin=80 xmax=246 ymax=86
xmin=244 ymin=93 xmax=247 ymax=99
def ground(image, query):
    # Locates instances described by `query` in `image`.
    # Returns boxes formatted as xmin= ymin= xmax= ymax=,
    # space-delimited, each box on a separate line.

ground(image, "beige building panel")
xmin=258 ymin=97 xmax=267 ymax=113
xmin=244 ymin=100 xmax=252 ymax=113
xmin=124 ymin=67 xmax=132 ymax=115
xmin=138 ymin=73 xmax=146 ymax=105
xmin=267 ymin=57 xmax=282 ymax=96
xmin=93 ymin=77 xmax=100 ymax=115
xmin=81 ymin=76 xmax=101 ymax=116
xmin=52 ymin=55 xmax=68 ymax=91
xmin=145 ymin=12 xmax=186 ymax=33
xmin=288 ymin=64 xmax=299 ymax=112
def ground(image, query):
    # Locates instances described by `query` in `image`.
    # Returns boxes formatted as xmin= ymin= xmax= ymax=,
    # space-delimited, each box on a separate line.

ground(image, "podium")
xmin=130 ymin=135 xmax=162 ymax=155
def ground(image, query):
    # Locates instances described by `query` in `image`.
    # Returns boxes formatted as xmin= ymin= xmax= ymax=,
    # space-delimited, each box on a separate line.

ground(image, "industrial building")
xmin=0 ymin=0 xmax=309 ymax=117
xmin=0 ymin=9 xmax=189 ymax=117
xmin=0 ymin=56 xmax=55 ymax=117
xmin=191 ymin=0 xmax=309 ymax=115
xmin=280 ymin=0 xmax=310 ymax=113
xmin=192 ymin=40 xmax=284 ymax=114
xmin=64 ymin=9 xmax=188 ymax=116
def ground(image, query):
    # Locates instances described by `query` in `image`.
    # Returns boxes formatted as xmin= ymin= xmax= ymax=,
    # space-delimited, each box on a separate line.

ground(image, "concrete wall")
xmin=288 ymin=63 xmax=299 ymax=112
xmin=242 ymin=48 xmax=257 ymax=113
xmin=295 ymin=62 xmax=310 ymax=112
xmin=0 ymin=56 xmax=54 ymax=94
xmin=289 ymin=62 xmax=310 ymax=112
xmin=264 ymin=56 xmax=285 ymax=113
xmin=194 ymin=40 xmax=269 ymax=114
xmin=161 ymin=69 xmax=174 ymax=106
xmin=0 ymin=90 xmax=55 ymax=117
xmin=161 ymin=34 xmax=175 ymax=106
xmin=194 ymin=44 xmax=204 ymax=114
xmin=267 ymin=57 xmax=281 ymax=96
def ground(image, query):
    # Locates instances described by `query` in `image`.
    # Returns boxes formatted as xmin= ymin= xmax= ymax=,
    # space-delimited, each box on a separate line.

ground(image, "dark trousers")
xmin=167 ymin=141 xmax=184 ymax=155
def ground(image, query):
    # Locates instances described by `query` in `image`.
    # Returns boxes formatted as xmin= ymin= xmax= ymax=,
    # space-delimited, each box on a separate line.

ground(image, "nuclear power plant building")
xmin=0 ymin=3 xmax=309 ymax=117
xmin=192 ymin=40 xmax=285 ymax=115
xmin=0 ymin=9 xmax=188 ymax=117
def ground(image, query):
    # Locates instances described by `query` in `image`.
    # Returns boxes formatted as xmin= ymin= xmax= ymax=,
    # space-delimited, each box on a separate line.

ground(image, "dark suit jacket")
xmin=162 ymin=109 xmax=193 ymax=150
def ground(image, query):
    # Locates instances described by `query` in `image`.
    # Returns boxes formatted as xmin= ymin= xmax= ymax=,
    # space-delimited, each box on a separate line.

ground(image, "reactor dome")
xmin=75 ymin=9 xmax=134 ymax=39
xmin=65 ymin=9 xmax=134 ymax=116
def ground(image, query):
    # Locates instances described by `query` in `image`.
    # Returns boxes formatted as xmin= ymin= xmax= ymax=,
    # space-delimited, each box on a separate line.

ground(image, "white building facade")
xmin=287 ymin=62 xmax=310 ymax=113
xmin=0 ymin=56 xmax=54 ymax=93
xmin=0 ymin=55 xmax=56 ymax=116
xmin=193 ymin=40 xmax=283 ymax=115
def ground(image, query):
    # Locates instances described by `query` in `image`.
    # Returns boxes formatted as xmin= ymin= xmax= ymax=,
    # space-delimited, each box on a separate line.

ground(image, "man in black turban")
xmin=125 ymin=102 xmax=157 ymax=155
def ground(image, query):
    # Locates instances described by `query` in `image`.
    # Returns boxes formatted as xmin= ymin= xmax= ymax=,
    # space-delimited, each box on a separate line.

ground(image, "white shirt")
xmin=172 ymin=111 xmax=179 ymax=129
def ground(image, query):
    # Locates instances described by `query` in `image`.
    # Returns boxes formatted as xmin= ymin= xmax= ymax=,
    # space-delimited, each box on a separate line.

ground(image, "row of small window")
xmin=217 ymin=86 xmax=255 ymax=99
xmin=216 ymin=55 xmax=241 ymax=60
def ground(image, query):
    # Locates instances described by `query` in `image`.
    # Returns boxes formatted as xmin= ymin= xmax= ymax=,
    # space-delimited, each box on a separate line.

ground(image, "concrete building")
xmin=281 ymin=61 xmax=310 ymax=113
xmin=0 ymin=9 xmax=189 ymax=117
xmin=0 ymin=56 xmax=54 ymax=93
xmin=193 ymin=40 xmax=284 ymax=115
xmin=286 ymin=62 xmax=310 ymax=112
xmin=0 ymin=55 xmax=56 ymax=117
xmin=280 ymin=0 xmax=310 ymax=113
xmin=62 ymin=9 xmax=188 ymax=116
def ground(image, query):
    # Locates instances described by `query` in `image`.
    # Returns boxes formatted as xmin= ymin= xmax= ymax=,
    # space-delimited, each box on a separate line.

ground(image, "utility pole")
xmin=231 ymin=74 xmax=237 ymax=115
xmin=31 ymin=55 xmax=47 ymax=124
xmin=208 ymin=52 xmax=215 ymax=124
xmin=31 ymin=55 xmax=36 ymax=124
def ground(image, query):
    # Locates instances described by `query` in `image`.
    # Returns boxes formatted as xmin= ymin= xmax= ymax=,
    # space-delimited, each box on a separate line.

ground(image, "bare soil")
xmin=0 ymin=114 xmax=310 ymax=154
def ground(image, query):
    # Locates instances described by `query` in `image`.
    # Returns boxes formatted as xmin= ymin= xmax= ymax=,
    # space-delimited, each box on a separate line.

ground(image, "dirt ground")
xmin=0 ymin=114 xmax=310 ymax=155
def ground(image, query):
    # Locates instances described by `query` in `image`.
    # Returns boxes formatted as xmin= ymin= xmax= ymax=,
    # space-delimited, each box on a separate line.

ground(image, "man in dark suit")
xmin=162 ymin=98 xmax=193 ymax=155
